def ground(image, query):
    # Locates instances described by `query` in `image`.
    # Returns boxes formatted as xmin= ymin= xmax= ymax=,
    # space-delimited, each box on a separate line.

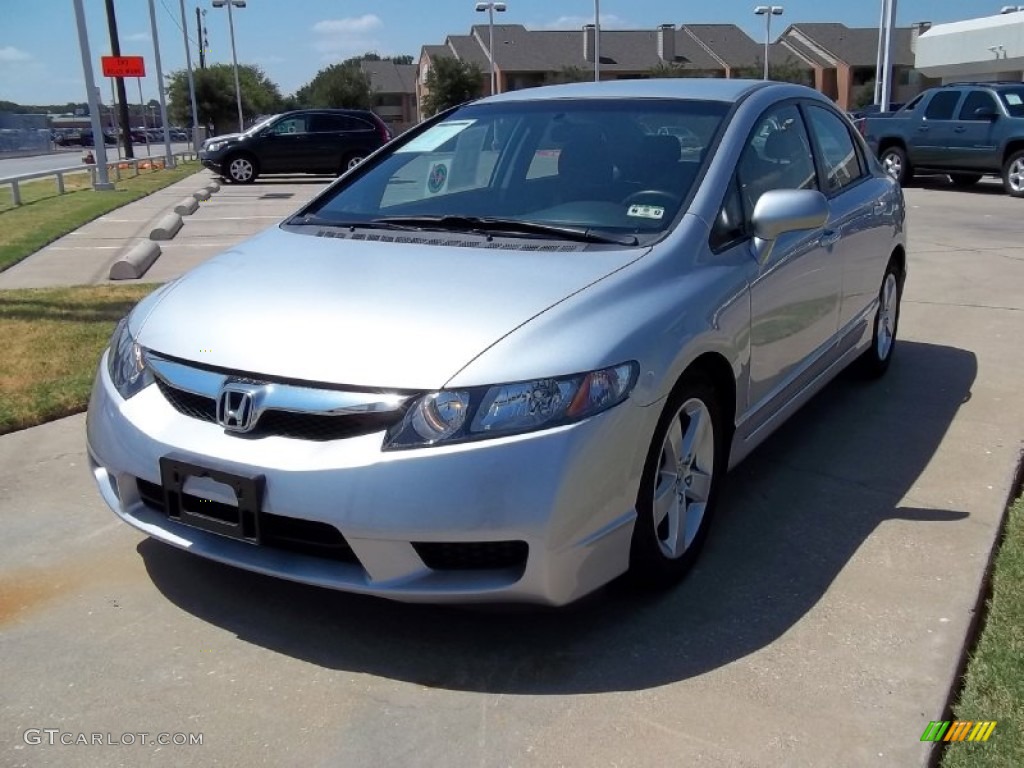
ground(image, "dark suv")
xmin=199 ymin=109 xmax=392 ymax=183
xmin=861 ymin=82 xmax=1024 ymax=196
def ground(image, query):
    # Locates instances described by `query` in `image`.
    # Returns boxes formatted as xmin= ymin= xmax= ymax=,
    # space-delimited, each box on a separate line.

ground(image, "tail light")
xmin=377 ymin=119 xmax=392 ymax=143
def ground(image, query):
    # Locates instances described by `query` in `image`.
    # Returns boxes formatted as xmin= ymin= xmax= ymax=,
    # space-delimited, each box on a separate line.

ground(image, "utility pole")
xmin=880 ymin=0 xmax=899 ymax=112
xmin=196 ymin=6 xmax=206 ymax=68
xmin=73 ymin=0 xmax=114 ymax=189
xmin=104 ymin=0 xmax=134 ymax=158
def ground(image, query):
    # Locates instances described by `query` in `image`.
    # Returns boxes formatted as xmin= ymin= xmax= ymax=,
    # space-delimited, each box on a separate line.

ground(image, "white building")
xmin=915 ymin=9 xmax=1024 ymax=83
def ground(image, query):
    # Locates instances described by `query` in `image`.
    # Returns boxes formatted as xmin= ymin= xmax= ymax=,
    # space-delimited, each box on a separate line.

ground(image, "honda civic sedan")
xmin=87 ymin=79 xmax=906 ymax=606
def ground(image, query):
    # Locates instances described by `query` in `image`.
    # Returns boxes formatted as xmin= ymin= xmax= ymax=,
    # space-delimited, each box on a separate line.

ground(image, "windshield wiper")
xmin=287 ymin=214 xmax=426 ymax=232
xmin=373 ymin=215 xmax=639 ymax=246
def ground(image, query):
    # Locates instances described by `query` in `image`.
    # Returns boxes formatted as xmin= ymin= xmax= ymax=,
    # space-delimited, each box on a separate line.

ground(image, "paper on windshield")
xmin=395 ymin=120 xmax=477 ymax=153
xmin=1005 ymin=94 xmax=1023 ymax=106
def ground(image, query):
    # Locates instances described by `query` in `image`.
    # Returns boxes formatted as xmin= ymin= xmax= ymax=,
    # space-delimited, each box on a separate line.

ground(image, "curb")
xmin=174 ymin=196 xmax=199 ymax=216
xmin=150 ymin=212 xmax=183 ymax=241
xmin=109 ymin=240 xmax=161 ymax=280
xmin=192 ymin=188 xmax=211 ymax=201
xmin=205 ymin=180 xmax=221 ymax=192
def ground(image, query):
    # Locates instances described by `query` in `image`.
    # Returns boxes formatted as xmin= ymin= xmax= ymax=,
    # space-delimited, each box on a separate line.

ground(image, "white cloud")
xmin=124 ymin=32 xmax=151 ymax=43
xmin=0 ymin=46 xmax=32 ymax=62
xmin=540 ymin=14 xmax=628 ymax=30
xmin=311 ymin=15 xmax=384 ymax=62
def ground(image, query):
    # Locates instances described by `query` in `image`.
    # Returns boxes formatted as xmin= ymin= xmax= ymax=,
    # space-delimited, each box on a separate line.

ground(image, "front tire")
xmin=628 ymin=373 xmax=725 ymax=589
xmin=859 ymin=259 xmax=903 ymax=378
xmin=224 ymin=154 xmax=258 ymax=184
xmin=1002 ymin=150 xmax=1024 ymax=198
xmin=880 ymin=145 xmax=913 ymax=186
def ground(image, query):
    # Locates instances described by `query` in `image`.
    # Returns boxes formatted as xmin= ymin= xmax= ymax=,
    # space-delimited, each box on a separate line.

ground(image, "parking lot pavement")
xmin=1 ymin=179 xmax=1023 ymax=767
xmin=0 ymin=173 xmax=331 ymax=289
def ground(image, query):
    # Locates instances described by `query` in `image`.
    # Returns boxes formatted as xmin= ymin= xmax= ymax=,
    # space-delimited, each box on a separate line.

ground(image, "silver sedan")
xmin=87 ymin=79 xmax=906 ymax=605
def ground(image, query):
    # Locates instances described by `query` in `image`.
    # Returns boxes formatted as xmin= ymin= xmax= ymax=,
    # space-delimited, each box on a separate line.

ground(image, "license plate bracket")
xmin=159 ymin=456 xmax=263 ymax=544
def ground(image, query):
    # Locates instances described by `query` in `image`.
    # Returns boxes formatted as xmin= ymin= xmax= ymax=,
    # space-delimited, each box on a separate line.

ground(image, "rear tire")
xmin=880 ymin=145 xmax=913 ymax=186
xmin=628 ymin=373 xmax=726 ymax=589
xmin=342 ymin=153 xmax=366 ymax=173
xmin=859 ymin=259 xmax=903 ymax=378
xmin=1002 ymin=150 xmax=1024 ymax=198
xmin=949 ymin=173 xmax=982 ymax=188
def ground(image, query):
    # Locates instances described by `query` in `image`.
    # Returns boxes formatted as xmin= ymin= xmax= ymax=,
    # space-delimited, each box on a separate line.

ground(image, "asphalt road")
xmin=0 ymin=143 xmax=194 ymax=178
xmin=1 ymin=176 xmax=1023 ymax=767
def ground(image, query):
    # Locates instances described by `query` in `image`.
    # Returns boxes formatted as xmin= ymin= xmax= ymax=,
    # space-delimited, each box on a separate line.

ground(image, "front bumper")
xmin=86 ymin=355 xmax=656 ymax=605
xmin=198 ymin=151 xmax=222 ymax=172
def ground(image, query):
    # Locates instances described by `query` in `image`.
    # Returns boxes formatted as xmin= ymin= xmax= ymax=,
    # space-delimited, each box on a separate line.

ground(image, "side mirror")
xmin=972 ymin=107 xmax=999 ymax=121
xmin=750 ymin=189 xmax=829 ymax=263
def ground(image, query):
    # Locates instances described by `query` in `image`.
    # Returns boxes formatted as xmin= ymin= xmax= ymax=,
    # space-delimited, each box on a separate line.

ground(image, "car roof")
xmin=479 ymin=78 xmax=775 ymax=105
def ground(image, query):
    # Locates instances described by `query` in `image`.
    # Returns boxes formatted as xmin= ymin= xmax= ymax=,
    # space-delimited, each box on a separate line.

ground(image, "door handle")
xmin=917 ymin=126 xmax=929 ymax=132
xmin=820 ymin=229 xmax=841 ymax=248
xmin=954 ymin=126 xmax=966 ymax=133
xmin=873 ymin=201 xmax=887 ymax=215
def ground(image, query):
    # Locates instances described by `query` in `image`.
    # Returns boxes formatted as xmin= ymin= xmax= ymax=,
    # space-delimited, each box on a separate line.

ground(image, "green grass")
xmin=0 ymin=160 xmax=199 ymax=272
xmin=941 ymin=494 xmax=1024 ymax=767
xmin=0 ymin=284 xmax=157 ymax=434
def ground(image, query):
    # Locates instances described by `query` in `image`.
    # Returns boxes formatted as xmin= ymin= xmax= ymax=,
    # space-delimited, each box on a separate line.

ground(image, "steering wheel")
xmin=622 ymin=189 xmax=683 ymax=209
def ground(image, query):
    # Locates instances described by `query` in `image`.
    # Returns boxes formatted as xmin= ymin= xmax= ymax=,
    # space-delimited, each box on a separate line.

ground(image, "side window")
xmin=309 ymin=114 xmax=346 ymax=133
xmin=924 ymin=92 xmax=960 ymax=120
xmin=269 ymin=116 xmax=307 ymax=135
xmin=735 ymin=103 xmax=817 ymax=216
xmin=958 ymin=91 xmax=998 ymax=120
xmin=902 ymin=93 xmax=925 ymax=112
xmin=805 ymin=106 xmax=864 ymax=193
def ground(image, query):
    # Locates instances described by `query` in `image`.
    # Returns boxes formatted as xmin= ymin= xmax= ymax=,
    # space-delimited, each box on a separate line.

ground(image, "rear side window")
xmin=805 ymin=106 xmax=864 ymax=193
xmin=339 ymin=116 xmax=374 ymax=132
xmin=998 ymin=87 xmax=1024 ymax=117
xmin=924 ymin=92 xmax=961 ymax=120
xmin=958 ymin=91 xmax=998 ymax=120
xmin=309 ymin=114 xmax=347 ymax=132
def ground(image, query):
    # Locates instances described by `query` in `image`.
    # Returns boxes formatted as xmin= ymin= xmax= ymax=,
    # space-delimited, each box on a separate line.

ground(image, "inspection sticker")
xmin=627 ymin=204 xmax=665 ymax=220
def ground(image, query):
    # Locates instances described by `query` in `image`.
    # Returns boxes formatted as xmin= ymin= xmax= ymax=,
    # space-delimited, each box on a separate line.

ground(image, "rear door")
xmin=913 ymin=90 xmax=963 ymax=167
xmin=307 ymin=113 xmax=349 ymax=173
xmin=803 ymin=103 xmax=894 ymax=342
xmin=950 ymin=90 xmax=1002 ymax=171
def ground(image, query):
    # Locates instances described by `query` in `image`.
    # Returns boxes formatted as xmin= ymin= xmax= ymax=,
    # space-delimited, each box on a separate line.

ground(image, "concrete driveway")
xmin=1 ymin=177 xmax=1022 ymax=767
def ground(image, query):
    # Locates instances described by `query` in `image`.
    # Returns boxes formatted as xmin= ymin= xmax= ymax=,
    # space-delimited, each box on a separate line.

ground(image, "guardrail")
xmin=1 ymin=151 xmax=199 ymax=207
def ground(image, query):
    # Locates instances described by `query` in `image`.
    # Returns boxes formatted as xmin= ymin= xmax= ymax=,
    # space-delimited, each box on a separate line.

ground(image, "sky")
xmin=0 ymin=0 xmax=1006 ymax=106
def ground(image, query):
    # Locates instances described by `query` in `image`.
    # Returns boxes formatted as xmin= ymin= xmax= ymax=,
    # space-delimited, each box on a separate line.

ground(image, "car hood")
xmin=205 ymin=133 xmax=242 ymax=146
xmin=132 ymin=227 xmax=646 ymax=390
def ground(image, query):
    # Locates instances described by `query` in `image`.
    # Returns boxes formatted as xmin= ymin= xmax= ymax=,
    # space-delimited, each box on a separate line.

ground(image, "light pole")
xmin=212 ymin=0 xmax=246 ymax=132
xmin=880 ymin=0 xmax=898 ymax=112
xmin=475 ymin=2 xmax=506 ymax=95
xmin=179 ymin=0 xmax=200 ymax=151
xmin=147 ymin=0 xmax=175 ymax=167
xmin=594 ymin=0 xmax=601 ymax=82
xmin=72 ymin=0 xmax=113 ymax=189
xmin=754 ymin=6 xmax=784 ymax=80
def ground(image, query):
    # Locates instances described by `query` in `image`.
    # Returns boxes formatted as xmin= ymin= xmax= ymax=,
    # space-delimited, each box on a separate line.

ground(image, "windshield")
xmin=244 ymin=114 xmax=279 ymax=136
xmin=998 ymin=88 xmax=1024 ymax=117
xmin=303 ymin=99 xmax=729 ymax=239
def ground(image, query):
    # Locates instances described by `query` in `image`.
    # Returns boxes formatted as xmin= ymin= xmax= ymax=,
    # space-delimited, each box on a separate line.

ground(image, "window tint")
xmin=339 ymin=115 xmax=374 ymax=131
xmin=309 ymin=114 xmax=346 ymax=132
xmin=924 ymin=92 xmax=960 ymax=120
xmin=998 ymin=87 xmax=1024 ymax=117
xmin=805 ymin=106 xmax=864 ymax=192
xmin=958 ymin=91 xmax=998 ymax=120
xmin=269 ymin=116 xmax=307 ymax=135
xmin=736 ymin=103 xmax=817 ymax=215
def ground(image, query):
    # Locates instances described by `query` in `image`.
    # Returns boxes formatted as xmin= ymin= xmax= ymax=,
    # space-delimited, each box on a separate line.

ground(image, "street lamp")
xmin=754 ymin=5 xmax=784 ymax=81
xmin=475 ymin=2 xmax=506 ymax=95
xmin=594 ymin=0 xmax=601 ymax=82
xmin=212 ymin=0 xmax=246 ymax=132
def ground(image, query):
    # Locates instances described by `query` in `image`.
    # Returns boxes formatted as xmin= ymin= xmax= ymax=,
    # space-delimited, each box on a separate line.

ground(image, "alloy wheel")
xmin=1009 ymin=158 xmax=1024 ymax=194
xmin=652 ymin=397 xmax=715 ymax=560
xmin=229 ymin=157 xmax=254 ymax=182
xmin=877 ymin=272 xmax=898 ymax=360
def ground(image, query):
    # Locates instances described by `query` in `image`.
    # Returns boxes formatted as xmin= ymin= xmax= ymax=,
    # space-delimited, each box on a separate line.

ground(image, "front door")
xmin=739 ymin=103 xmax=842 ymax=414
xmin=258 ymin=115 xmax=312 ymax=173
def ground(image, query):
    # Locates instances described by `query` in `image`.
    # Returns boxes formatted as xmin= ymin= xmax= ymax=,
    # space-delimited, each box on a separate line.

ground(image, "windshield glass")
xmin=244 ymin=114 xmax=279 ymax=136
xmin=998 ymin=88 xmax=1024 ymax=117
xmin=304 ymin=99 xmax=729 ymax=238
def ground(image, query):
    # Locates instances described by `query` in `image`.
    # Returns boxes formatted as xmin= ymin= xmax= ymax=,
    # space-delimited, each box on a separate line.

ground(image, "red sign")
xmin=101 ymin=55 xmax=146 ymax=78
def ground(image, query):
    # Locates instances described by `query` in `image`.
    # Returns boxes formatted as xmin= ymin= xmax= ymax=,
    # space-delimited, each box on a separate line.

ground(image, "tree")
xmin=293 ymin=60 xmax=372 ymax=109
xmin=422 ymin=57 xmax=483 ymax=117
xmin=852 ymin=78 xmax=876 ymax=109
xmin=734 ymin=56 xmax=813 ymax=86
xmin=166 ymin=63 xmax=284 ymax=134
xmin=645 ymin=63 xmax=707 ymax=79
xmin=547 ymin=66 xmax=592 ymax=84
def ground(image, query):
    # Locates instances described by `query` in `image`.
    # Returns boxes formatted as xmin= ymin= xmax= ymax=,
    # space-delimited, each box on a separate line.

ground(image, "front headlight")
xmin=106 ymin=318 xmax=154 ymax=400
xmin=205 ymin=140 xmax=227 ymax=152
xmin=384 ymin=362 xmax=637 ymax=450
